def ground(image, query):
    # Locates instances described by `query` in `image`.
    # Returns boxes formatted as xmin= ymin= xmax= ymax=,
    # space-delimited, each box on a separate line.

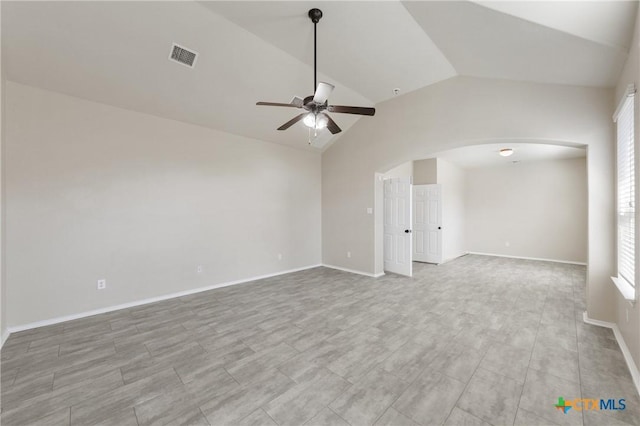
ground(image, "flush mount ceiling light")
xmin=499 ymin=148 xmax=514 ymax=157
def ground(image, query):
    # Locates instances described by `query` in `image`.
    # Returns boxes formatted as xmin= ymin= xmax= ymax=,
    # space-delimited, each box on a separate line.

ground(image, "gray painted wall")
xmin=413 ymin=159 xmax=437 ymax=185
xmin=465 ymin=157 xmax=587 ymax=263
xmin=4 ymin=82 xmax=322 ymax=328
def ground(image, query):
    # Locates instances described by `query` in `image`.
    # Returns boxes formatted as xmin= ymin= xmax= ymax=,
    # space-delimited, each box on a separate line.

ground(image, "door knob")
xmin=405 ymin=229 xmax=412 ymax=233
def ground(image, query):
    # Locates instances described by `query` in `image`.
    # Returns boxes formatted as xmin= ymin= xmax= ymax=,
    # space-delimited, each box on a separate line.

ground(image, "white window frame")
xmin=612 ymin=84 xmax=636 ymax=303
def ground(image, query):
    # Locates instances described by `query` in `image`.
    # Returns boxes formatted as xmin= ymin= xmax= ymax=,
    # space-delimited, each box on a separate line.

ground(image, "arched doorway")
xmin=374 ymin=141 xmax=588 ymax=277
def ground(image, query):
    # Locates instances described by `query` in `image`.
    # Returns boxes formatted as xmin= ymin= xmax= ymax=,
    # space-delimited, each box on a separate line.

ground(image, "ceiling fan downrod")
xmin=308 ymin=8 xmax=323 ymax=93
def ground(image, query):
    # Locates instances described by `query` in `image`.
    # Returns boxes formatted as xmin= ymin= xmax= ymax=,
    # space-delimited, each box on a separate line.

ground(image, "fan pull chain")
xmin=308 ymin=126 xmax=319 ymax=145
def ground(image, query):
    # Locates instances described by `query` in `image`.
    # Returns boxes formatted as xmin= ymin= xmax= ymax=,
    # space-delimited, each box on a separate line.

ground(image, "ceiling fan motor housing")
xmin=303 ymin=95 xmax=326 ymax=111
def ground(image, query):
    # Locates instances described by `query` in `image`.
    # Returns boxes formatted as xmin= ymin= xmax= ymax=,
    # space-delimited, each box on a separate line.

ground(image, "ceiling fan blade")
xmin=291 ymin=96 xmax=304 ymax=107
xmin=277 ymin=113 xmax=306 ymax=131
xmin=323 ymin=113 xmax=342 ymax=134
xmin=313 ymin=82 xmax=335 ymax=104
xmin=257 ymin=101 xmax=302 ymax=108
xmin=327 ymin=105 xmax=376 ymax=116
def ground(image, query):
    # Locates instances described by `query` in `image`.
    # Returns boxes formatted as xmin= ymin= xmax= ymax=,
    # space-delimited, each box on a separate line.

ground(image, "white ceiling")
xmin=2 ymin=1 xmax=637 ymax=151
xmin=403 ymin=1 xmax=632 ymax=87
xmin=200 ymin=1 xmax=457 ymax=104
xmin=472 ymin=1 xmax=637 ymax=49
xmin=432 ymin=143 xmax=586 ymax=169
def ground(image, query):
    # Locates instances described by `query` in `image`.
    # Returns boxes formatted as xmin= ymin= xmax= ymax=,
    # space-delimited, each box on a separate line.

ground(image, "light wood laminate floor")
xmin=1 ymin=255 xmax=639 ymax=425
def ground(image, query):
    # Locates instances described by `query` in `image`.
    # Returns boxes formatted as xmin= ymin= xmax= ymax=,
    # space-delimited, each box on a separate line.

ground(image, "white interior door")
xmin=384 ymin=178 xmax=412 ymax=276
xmin=413 ymin=184 xmax=442 ymax=264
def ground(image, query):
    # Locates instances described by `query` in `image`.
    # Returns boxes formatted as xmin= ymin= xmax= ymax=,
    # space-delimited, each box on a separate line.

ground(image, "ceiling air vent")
xmin=169 ymin=43 xmax=198 ymax=68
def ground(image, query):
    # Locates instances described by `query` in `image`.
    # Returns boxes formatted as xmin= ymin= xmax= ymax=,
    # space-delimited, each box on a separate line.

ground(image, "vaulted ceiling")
xmin=3 ymin=1 xmax=637 ymax=151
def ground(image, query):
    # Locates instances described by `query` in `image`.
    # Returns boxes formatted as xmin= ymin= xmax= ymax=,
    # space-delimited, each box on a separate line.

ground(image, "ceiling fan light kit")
xmin=256 ymin=8 xmax=376 ymax=142
xmin=303 ymin=113 xmax=328 ymax=130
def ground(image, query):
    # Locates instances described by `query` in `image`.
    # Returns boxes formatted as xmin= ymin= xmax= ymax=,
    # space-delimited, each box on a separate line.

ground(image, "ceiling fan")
xmin=256 ymin=8 xmax=375 ymax=136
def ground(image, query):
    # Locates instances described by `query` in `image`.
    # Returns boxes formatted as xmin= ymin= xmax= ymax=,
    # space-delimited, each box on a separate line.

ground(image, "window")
xmin=613 ymin=84 xmax=636 ymax=301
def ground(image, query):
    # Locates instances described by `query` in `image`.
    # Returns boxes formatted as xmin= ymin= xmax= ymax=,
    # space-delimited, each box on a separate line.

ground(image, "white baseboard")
xmin=583 ymin=312 xmax=640 ymax=397
xmin=440 ymin=253 xmax=468 ymax=265
xmin=467 ymin=252 xmax=587 ymax=266
xmin=322 ymin=264 xmax=384 ymax=278
xmin=7 ymin=264 xmax=322 ymax=334
xmin=1 ymin=328 xmax=9 ymax=349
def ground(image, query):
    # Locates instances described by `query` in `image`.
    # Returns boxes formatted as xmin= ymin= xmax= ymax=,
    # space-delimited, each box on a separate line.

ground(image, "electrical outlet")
xmin=278 ymin=253 xmax=283 ymax=261
xmin=347 ymin=251 xmax=351 ymax=258
xmin=97 ymin=279 xmax=106 ymax=290
xmin=366 ymin=207 xmax=373 ymax=214
xmin=505 ymin=241 xmax=510 ymax=247
xmin=196 ymin=265 xmax=203 ymax=273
